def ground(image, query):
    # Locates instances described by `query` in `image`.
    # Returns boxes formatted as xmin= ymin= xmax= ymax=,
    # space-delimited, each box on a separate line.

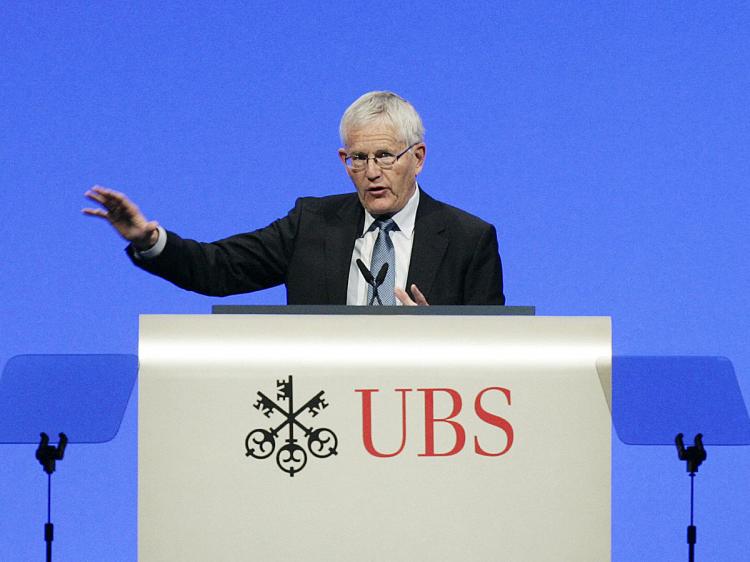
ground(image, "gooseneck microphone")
xmin=356 ymin=259 xmax=389 ymax=305
xmin=374 ymin=261 xmax=388 ymax=287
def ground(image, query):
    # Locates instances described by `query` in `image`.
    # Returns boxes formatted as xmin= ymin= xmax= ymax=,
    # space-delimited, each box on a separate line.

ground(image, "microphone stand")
xmin=36 ymin=432 xmax=68 ymax=562
xmin=356 ymin=259 xmax=389 ymax=305
xmin=675 ymin=433 xmax=706 ymax=562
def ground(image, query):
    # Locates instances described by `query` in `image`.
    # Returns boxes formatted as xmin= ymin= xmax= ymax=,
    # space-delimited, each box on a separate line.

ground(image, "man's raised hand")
xmin=83 ymin=186 xmax=160 ymax=250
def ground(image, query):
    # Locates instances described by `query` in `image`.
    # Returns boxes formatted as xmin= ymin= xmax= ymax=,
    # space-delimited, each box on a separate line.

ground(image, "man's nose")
xmin=365 ymin=158 xmax=381 ymax=180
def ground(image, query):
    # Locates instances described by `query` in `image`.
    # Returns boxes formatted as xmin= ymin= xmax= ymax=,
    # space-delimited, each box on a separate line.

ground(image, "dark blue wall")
xmin=2 ymin=3 xmax=748 ymax=560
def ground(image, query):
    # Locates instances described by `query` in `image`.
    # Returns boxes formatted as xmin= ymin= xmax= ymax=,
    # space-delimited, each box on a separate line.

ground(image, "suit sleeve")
xmin=126 ymin=199 xmax=304 ymax=297
xmin=462 ymin=224 xmax=505 ymax=305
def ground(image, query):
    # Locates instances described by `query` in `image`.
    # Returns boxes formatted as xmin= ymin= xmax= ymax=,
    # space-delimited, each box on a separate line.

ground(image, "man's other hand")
xmin=395 ymin=284 xmax=429 ymax=306
xmin=83 ymin=186 xmax=160 ymax=250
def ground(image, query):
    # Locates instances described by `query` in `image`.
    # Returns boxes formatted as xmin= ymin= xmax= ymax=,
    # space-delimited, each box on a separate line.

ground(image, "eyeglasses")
xmin=344 ymin=143 xmax=418 ymax=171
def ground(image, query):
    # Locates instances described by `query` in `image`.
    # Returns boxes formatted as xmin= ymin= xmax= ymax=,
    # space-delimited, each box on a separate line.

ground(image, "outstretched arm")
xmin=82 ymin=185 xmax=160 ymax=250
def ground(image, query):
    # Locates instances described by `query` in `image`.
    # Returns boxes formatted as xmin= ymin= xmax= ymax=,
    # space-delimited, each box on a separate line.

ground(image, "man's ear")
xmin=413 ymin=143 xmax=426 ymax=174
xmin=338 ymin=148 xmax=353 ymax=177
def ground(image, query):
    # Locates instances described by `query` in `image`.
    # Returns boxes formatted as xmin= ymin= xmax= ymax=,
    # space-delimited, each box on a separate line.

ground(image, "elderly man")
xmin=84 ymin=91 xmax=504 ymax=306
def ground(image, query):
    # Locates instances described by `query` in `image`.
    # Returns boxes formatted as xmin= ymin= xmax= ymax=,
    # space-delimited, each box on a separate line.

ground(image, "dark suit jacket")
xmin=129 ymin=189 xmax=505 ymax=305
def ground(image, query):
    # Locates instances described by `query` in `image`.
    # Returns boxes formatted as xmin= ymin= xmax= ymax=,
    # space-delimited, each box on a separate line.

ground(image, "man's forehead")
xmin=346 ymin=123 xmax=402 ymax=150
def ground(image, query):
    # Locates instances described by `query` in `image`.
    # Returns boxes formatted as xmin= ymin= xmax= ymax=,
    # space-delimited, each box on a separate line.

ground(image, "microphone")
xmin=356 ymin=259 xmax=389 ymax=305
xmin=374 ymin=262 xmax=389 ymax=286
xmin=356 ymin=259 xmax=374 ymax=285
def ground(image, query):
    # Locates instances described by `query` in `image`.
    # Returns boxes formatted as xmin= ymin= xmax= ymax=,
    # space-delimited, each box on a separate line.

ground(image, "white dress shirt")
xmin=346 ymin=185 xmax=419 ymax=305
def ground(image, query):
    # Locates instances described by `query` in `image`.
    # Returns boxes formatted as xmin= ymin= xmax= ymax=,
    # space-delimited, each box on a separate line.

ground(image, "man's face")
xmin=338 ymin=122 xmax=426 ymax=216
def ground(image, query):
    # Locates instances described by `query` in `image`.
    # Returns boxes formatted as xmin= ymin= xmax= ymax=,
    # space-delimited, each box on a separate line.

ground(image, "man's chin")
xmin=363 ymin=195 xmax=399 ymax=216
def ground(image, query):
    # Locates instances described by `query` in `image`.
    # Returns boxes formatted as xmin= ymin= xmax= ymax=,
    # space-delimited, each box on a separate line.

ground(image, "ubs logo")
xmin=356 ymin=387 xmax=514 ymax=457
xmin=244 ymin=376 xmax=338 ymax=477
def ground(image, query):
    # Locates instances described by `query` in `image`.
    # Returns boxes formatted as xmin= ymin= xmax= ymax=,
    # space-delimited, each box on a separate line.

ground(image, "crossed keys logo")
xmin=244 ymin=376 xmax=338 ymax=476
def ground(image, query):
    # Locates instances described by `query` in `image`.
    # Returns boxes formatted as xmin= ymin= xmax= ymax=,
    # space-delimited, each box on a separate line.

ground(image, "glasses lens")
xmin=375 ymin=155 xmax=396 ymax=168
xmin=347 ymin=156 xmax=365 ymax=170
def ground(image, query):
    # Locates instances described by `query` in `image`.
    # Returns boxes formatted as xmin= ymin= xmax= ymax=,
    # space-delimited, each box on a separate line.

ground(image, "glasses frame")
xmin=344 ymin=142 xmax=419 ymax=171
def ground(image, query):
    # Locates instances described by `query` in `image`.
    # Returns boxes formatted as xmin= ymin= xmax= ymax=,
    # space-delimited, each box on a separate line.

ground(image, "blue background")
xmin=1 ymin=2 xmax=748 ymax=560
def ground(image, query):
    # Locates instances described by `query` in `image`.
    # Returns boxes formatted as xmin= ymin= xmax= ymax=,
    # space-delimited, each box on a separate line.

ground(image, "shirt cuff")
xmin=132 ymin=226 xmax=167 ymax=260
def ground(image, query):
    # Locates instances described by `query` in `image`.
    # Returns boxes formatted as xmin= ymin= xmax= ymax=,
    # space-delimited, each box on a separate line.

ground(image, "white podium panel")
xmin=139 ymin=315 xmax=611 ymax=561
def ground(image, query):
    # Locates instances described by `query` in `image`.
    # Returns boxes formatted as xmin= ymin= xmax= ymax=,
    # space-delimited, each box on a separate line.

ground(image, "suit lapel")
xmin=407 ymin=189 xmax=448 ymax=299
xmin=325 ymin=195 xmax=364 ymax=304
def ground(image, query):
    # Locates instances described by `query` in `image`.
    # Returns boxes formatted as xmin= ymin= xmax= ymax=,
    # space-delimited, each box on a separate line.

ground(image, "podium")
xmin=138 ymin=310 xmax=612 ymax=561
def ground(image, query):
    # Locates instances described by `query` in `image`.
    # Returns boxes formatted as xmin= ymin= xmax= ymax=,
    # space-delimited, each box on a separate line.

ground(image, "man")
xmin=84 ymin=91 xmax=504 ymax=306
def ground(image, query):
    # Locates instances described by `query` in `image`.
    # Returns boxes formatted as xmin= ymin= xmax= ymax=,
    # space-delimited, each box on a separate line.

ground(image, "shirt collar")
xmin=361 ymin=183 xmax=420 ymax=239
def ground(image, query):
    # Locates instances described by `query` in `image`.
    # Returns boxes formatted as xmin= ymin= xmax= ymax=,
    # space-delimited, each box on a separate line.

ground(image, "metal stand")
xmin=36 ymin=432 xmax=68 ymax=562
xmin=675 ymin=433 xmax=706 ymax=562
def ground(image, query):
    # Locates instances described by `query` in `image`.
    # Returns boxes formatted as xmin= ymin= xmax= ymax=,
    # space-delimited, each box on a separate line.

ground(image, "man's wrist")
xmin=132 ymin=226 xmax=167 ymax=259
xmin=132 ymin=227 xmax=159 ymax=251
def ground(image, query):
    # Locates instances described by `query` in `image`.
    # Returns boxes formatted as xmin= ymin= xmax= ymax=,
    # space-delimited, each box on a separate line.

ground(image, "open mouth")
xmin=367 ymin=186 xmax=390 ymax=196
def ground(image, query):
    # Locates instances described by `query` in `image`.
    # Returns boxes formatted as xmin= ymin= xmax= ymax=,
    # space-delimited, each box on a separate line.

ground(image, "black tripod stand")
xmin=35 ymin=432 xmax=68 ymax=562
xmin=675 ymin=433 xmax=706 ymax=562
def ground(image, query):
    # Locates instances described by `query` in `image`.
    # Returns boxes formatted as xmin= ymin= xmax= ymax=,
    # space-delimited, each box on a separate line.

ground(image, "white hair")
xmin=339 ymin=91 xmax=425 ymax=147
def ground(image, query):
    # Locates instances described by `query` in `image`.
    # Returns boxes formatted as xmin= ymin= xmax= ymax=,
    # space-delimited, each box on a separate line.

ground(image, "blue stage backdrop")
xmin=1 ymin=3 xmax=748 ymax=560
